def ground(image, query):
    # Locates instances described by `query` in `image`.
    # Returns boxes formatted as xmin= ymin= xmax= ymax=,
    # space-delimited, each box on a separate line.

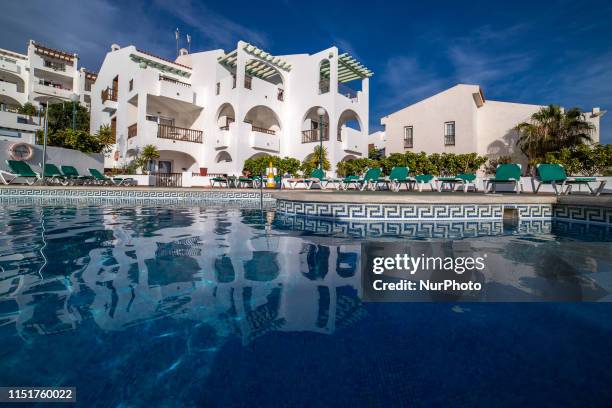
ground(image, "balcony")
xmin=157 ymin=124 xmax=203 ymax=143
xmin=0 ymin=57 xmax=20 ymax=75
xmin=101 ymin=87 xmax=118 ymax=112
xmin=127 ymin=123 xmax=137 ymax=139
xmin=0 ymin=109 xmax=42 ymax=134
xmin=0 ymin=80 xmax=25 ymax=104
xmin=250 ymin=129 xmax=279 ymax=152
xmin=33 ymin=83 xmax=73 ymax=100
xmin=44 ymin=60 xmax=66 ymax=72
xmin=338 ymin=83 xmax=358 ymax=100
xmin=340 ymin=127 xmax=365 ymax=153
xmin=301 ymin=129 xmax=329 ymax=144
xmin=157 ymin=75 xmax=194 ymax=104
xmin=213 ymin=129 xmax=230 ymax=149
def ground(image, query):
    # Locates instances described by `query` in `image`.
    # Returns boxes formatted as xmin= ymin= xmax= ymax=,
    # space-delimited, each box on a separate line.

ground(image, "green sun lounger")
xmin=39 ymin=163 xmax=70 ymax=186
xmin=484 ymin=163 xmax=523 ymax=194
xmin=61 ymin=165 xmax=94 ymax=184
xmin=286 ymin=168 xmax=328 ymax=189
xmin=211 ymin=175 xmax=230 ymax=188
xmin=436 ymin=173 xmax=478 ymax=193
xmin=89 ymin=168 xmax=135 ymax=186
xmin=535 ymin=163 xmax=606 ymax=196
xmin=376 ymin=167 xmax=411 ymax=192
xmin=342 ymin=168 xmax=382 ymax=191
xmin=0 ymin=160 xmax=41 ymax=185
xmin=413 ymin=174 xmax=436 ymax=192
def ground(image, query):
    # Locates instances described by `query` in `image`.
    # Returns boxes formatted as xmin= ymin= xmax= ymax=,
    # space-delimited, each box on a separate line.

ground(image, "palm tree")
xmin=137 ymin=145 xmax=160 ymax=174
xmin=516 ymin=104 xmax=594 ymax=163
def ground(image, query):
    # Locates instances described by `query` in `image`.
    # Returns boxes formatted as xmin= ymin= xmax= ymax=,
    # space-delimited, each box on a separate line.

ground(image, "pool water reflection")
xmin=0 ymin=201 xmax=611 ymax=407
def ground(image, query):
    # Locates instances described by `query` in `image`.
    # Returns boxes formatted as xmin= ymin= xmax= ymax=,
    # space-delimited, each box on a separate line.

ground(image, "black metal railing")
xmin=444 ymin=135 xmax=455 ymax=146
xmin=154 ymin=172 xmax=182 ymax=187
xmin=252 ymin=125 xmax=275 ymax=135
xmin=219 ymin=117 xmax=234 ymax=131
xmin=158 ymin=124 xmax=203 ymax=143
xmin=302 ymin=129 xmax=329 ymax=143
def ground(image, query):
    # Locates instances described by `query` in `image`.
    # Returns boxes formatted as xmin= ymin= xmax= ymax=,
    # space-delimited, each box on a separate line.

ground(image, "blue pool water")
xmin=0 ymin=200 xmax=611 ymax=407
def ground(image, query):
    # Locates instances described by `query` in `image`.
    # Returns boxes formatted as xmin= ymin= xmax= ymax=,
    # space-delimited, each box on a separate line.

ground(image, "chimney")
xmin=111 ymin=44 xmax=120 ymax=52
xmin=179 ymin=48 xmax=188 ymax=56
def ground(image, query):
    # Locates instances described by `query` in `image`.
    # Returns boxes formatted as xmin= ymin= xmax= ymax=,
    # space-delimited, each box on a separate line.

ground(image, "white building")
xmin=91 ymin=41 xmax=372 ymax=177
xmin=381 ymin=84 xmax=604 ymax=168
xmin=0 ymin=40 xmax=96 ymax=144
xmin=368 ymin=130 xmax=386 ymax=151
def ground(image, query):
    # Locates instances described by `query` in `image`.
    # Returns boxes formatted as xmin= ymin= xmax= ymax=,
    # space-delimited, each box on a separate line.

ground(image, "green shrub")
xmin=545 ymin=144 xmax=612 ymax=176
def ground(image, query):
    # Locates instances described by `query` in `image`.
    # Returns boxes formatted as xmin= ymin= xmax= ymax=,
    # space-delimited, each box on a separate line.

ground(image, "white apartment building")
xmin=0 ymin=40 xmax=96 ymax=144
xmin=382 ymin=84 xmax=604 ymax=168
xmin=368 ymin=130 xmax=386 ymax=151
xmin=91 ymin=41 xmax=372 ymax=176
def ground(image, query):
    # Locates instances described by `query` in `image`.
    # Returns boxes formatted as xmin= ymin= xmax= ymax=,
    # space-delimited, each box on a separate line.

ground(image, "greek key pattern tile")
xmin=553 ymin=205 xmax=612 ymax=225
xmin=276 ymin=200 xmax=554 ymax=221
xmin=0 ymin=188 xmax=273 ymax=201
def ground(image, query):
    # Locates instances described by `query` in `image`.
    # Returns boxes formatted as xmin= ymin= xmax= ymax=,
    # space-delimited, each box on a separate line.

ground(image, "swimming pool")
xmin=1 ymin=200 xmax=611 ymax=406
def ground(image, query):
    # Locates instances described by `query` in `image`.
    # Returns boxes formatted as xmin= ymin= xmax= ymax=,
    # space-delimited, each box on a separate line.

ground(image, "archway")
xmin=301 ymin=106 xmax=330 ymax=143
xmin=215 ymin=151 xmax=233 ymax=163
xmin=337 ymin=110 xmax=362 ymax=141
xmin=156 ymin=150 xmax=198 ymax=173
xmin=341 ymin=154 xmax=357 ymax=161
xmin=216 ymin=103 xmax=235 ymax=129
xmin=243 ymin=105 xmax=281 ymax=134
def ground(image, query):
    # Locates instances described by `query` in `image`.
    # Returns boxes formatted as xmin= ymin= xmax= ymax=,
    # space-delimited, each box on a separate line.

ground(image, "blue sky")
xmin=2 ymin=0 xmax=611 ymax=142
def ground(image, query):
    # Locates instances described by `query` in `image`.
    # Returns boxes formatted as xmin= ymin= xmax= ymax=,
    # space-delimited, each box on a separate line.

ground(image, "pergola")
xmin=217 ymin=42 xmax=292 ymax=81
xmin=320 ymin=52 xmax=373 ymax=83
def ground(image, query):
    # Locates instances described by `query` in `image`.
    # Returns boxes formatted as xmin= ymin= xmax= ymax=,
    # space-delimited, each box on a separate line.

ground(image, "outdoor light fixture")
xmin=316 ymin=107 xmax=326 ymax=169
xmin=70 ymin=93 xmax=79 ymax=130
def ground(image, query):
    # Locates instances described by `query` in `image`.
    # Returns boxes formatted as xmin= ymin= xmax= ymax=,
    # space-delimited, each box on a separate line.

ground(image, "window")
xmin=216 ymin=82 xmax=220 ymax=95
xmin=129 ymin=79 xmax=133 ymax=91
xmin=444 ymin=121 xmax=455 ymax=146
xmin=404 ymin=126 xmax=413 ymax=148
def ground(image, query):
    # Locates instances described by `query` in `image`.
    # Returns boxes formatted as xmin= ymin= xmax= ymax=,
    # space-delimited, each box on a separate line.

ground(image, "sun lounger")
xmin=89 ymin=168 xmax=135 ymax=186
xmin=413 ymin=174 xmax=436 ymax=192
xmin=483 ymin=163 xmax=523 ymax=194
xmin=436 ymin=173 xmax=478 ymax=193
xmin=210 ymin=175 xmax=230 ymax=188
xmin=61 ymin=165 xmax=94 ymax=185
xmin=342 ymin=168 xmax=382 ymax=191
xmin=376 ymin=167 xmax=411 ymax=192
xmin=0 ymin=160 xmax=41 ymax=185
xmin=534 ymin=163 xmax=606 ymax=196
xmin=286 ymin=168 xmax=328 ymax=189
xmin=39 ymin=163 xmax=71 ymax=186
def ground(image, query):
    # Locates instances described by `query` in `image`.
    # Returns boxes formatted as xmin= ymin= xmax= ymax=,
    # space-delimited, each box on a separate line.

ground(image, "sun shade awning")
xmin=320 ymin=52 xmax=373 ymax=83
xmin=218 ymin=43 xmax=292 ymax=80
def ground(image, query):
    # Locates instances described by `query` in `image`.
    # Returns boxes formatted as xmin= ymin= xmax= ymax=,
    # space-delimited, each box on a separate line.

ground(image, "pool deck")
xmin=1 ymin=185 xmax=611 ymax=207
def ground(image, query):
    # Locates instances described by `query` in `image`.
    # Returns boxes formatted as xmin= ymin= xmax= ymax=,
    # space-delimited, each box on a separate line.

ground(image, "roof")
xmin=130 ymin=49 xmax=192 ymax=78
xmin=0 ymin=48 xmax=27 ymax=60
xmin=218 ymin=42 xmax=292 ymax=81
xmin=321 ymin=52 xmax=373 ymax=83
xmin=32 ymin=41 xmax=76 ymax=62
xmin=83 ymin=70 xmax=98 ymax=81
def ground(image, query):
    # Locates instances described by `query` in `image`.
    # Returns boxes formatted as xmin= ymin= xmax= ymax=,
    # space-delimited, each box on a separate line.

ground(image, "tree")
xmin=137 ymin=145 xmax=160 ymax=174
xmin=39 ymin=129 xmax=108 ymax=153
xmin=43 ymin=102 xmax=90 ymax=134
xmin=301 ymin=145 xmax=330 ymax=176
xmin=18 ymin=102 xmax=38 ymax=116
xmin=545 ymin=144 xmax=612 ymax=176
xmin=516 ymin=104 xmax=594 ymax=163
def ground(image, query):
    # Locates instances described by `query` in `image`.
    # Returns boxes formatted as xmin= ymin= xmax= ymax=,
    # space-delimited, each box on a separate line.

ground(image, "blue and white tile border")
xmin=276 ymin=199 xmax=553 ymax=221
xmin=0 ymin=187 xmax=274 ymax=201
xmin=553 ymin=204 xmax=612 ymax=225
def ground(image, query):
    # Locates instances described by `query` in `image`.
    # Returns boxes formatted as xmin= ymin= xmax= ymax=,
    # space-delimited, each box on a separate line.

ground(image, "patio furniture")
xmin=40 ymin=163 xmax=69 ymax=186
xmin=484 ymin=164 xmax=523 ymax=194
xmin=413 ymin=174 xmax=437 ymax=192
xmin=534 ymin=163 xmax=607 ymax=196
xmin=0 ymin=160 xmax=41 ymax=185
xmin=376 ymin=167 xmax=410 ymax=192
xmin=89 ymin=168 xmax=135 ymax=186
xmin=286 ymin=168 xmax=328 ymax=189
xmin=342 ymin=168 xmax=382 ymax=191
xmin=436 ymin=173 xmax=478 ymax=193
xmin=210 ymin=175 xmax=230 ymax=188
xmin=60 ymin=165 xmax=94 ymax=184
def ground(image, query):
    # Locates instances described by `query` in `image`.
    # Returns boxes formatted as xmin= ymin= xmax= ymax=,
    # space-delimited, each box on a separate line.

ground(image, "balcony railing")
xmin=127 ymin=123 xmax=137 ymax=139
xmin=444 ymin=135 xmax=455 ymax=146
xmin=244 ymin=75 xmax=252 ymax=90
xmin=302 ymin=129 xmax=329 ymax=144
xmin=101 ymin=87 xmax=117 ymax=102
xmin=154 ymin=172 xmax=182 ymax=187
xmin=157 ymin=124 xmax=203 ymax=143
xmin=319 ymin=79 xmax=330 ymax=94
xmin=159 ymin=75 xmax=191 ymax=87
xmin=404 ymin=139 xmax=413 ymax=148
xmin=252 ymin=125 xmax=275 ymax=135
xmin=44 ymin=60 xmax=66 ymax=72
